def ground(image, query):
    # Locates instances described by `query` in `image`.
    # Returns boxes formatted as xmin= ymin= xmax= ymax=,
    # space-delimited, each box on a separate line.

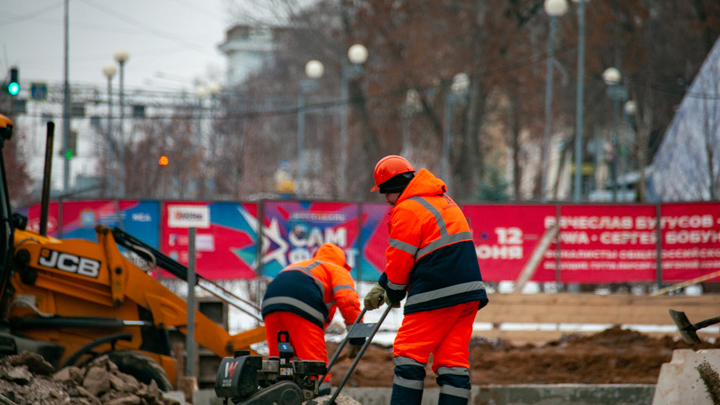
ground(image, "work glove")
xmin=384 ymin=292 xmax=401 ymax=309
xmin=364 ymin=283 xmax=386 ymax=310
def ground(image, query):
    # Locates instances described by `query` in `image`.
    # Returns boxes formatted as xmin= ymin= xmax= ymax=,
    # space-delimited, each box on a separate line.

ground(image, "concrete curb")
xmin=195 ymin=384 xmax=656 ymax=405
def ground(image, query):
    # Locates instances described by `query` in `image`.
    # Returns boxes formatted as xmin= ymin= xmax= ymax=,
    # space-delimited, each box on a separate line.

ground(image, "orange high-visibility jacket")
xmin=378 ymin=169 xmax=488 ymax=314
xmin=262 ymin=243 xmax=362 ymax=329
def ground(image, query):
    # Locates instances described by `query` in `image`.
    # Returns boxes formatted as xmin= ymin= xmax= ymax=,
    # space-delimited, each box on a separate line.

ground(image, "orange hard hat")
xmin=371 ymin=155 xmax=415 ymax=192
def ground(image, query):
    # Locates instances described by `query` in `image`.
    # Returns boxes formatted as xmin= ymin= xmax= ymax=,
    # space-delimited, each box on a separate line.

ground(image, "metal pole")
xmin=107 ymin=77 xmax=114 ymax=196
xmin=339 ymin=60 xmax=349 ymax=199
xmin=186 ymin=227 xmax=196 ymax=377
xmin=655 ymin=203 xmax=663 ymax=290
xmin=611 ymin=96 xmax=619 ymax=203
xmin=297 ymin=83 xmax=305 ymax=198
xmin=620 ymin=98 xmax=628 ymax=200
xmin=197 ymin=95 xmax=204 ymax=147
xmin=62 ymin=0 xmax=71 ymax=192
xmin=442 ymin=85 xmax=452 ymax=190
xmin=107 ymin=78 xmax=113 ymax=161
xmin=573 ymin=0 xmax=586 ymax=202
xmin=402 ymin=104 xmax=410 ymax=153
xmin=118 ymin=61 xmax=125 ymax=196
xmin=40 ymin=122 xmax=55 ymax=237
xmin=555 ymin=203 xmax=561 ymax=287
xmin=542 ymin=16 xmax=557 ymax=203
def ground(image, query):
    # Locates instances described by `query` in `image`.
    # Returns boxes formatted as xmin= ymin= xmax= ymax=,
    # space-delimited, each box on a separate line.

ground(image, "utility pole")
xmin=62 ymin=0 xmax=71 ymax=192
xmin=573 ymin=0 xmax=586 ymax=202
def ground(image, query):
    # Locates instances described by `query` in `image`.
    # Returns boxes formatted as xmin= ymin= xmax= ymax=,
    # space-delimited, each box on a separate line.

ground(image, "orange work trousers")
xmin=393 ymin=301 xmax=479 ymax=372
xmin=264 ymin=311 xmax=331 ymax=383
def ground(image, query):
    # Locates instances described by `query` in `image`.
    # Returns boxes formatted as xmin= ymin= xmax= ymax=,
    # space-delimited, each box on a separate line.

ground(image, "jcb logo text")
xmin=38 ymin=249 xmax=100 ymax=278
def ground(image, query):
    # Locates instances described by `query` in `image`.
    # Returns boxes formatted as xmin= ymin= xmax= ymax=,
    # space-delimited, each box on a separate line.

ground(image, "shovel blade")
xmin=669 ymin=309 xmax=702 ymax=345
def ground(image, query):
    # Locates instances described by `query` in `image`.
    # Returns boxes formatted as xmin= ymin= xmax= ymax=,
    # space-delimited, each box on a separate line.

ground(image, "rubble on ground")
xmin=305 ymin=393 xmax=361 ymax=405
xmin=0 ymin=352 xmax=183 ymax=405
xmin=327 ymin=326 xmax=720 ymax=387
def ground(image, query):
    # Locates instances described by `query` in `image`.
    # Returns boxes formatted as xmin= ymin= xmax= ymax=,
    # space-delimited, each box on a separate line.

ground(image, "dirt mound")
xmin=326 ymin=327 xmax=720 ymax=387
xmin=0 ymin=352 xmax=182 ymax=405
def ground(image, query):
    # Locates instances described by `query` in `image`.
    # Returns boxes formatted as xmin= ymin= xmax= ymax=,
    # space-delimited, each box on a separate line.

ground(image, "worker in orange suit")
xmin=261 ymin=242 xmax=363 ymax=395
xmin=364 ymin=155 xmax=489 ymax=405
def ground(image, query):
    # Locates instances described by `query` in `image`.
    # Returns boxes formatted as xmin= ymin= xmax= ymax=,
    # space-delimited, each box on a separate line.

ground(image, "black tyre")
xmin=106 ymin=350 xmax=173 ymax=391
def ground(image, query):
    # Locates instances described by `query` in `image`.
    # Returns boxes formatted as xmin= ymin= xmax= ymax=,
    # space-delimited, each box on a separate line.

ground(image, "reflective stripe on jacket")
xmin=378 ymin=169 xmax=488 ymax=314
xmin=262 ymin=244 xmax=362 ymax=329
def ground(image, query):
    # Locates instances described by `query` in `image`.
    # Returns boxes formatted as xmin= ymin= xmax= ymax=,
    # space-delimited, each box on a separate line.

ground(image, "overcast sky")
xmin=0 ymin=0 xmax=248 ymax=92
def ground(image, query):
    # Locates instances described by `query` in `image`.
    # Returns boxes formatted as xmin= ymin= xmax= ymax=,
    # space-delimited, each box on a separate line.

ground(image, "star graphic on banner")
xmin=238 ymin=208 xmax=289 ymax=268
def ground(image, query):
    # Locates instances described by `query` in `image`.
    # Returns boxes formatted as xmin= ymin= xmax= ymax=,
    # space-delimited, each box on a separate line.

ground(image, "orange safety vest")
xmin=379 ymin=169 xmax=488 ymax=314
xmin=262 ymin=243 xmax=362 ymax=328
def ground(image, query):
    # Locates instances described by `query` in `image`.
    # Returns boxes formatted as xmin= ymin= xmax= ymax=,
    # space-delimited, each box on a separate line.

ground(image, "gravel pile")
xmin=0 ymin=352 xmax=183 ymax=405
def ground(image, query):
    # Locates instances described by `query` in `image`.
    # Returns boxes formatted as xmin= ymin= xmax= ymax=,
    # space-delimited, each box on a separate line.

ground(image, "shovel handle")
xmin=319 ymin=307 xmax=368 ymax=386
xmin=694 ymin=315 xmax=720 ymax=331
xmin=327 ymin=304 xmax=393 ymax=405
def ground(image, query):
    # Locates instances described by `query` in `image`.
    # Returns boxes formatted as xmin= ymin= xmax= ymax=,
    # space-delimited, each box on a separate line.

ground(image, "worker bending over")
xmin=261 ymin=242 xmax=363 ymax=395
xmin=365 ymin=155 xmax=489 ymax=405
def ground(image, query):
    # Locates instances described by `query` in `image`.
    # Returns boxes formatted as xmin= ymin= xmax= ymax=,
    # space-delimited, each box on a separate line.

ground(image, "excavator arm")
xmin=8 ymin=225 xmax=265 ymax=365
xmin=98 ymin=225 xmax=266 ymax=357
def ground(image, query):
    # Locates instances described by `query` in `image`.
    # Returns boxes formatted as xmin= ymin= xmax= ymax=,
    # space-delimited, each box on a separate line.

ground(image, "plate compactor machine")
xmin=215 ymin=306 xmax=393 ymax=405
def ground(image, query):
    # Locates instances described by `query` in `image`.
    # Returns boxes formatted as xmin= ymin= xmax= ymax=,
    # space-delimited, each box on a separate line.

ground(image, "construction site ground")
xmin=327 ymin=326 xmax=720 ymax=387
xmin=323 ymin=293 xmax=720 ymax=387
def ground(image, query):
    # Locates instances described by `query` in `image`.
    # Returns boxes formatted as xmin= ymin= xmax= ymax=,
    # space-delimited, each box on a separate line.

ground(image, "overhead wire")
xmin=0 ymin=2 xmax=64 ymax=25
xmin=75 ymin=0 xmax=217 ymax=57
xmin=18 ymin=42 xmax=581 ymax=121
xmin=17 ymin=40 xmax=720 ymax=126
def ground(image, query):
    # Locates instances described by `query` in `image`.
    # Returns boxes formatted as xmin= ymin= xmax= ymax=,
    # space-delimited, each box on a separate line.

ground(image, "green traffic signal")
xmin=7 ymin=67 xmax=19 ymax=96
xmin=66 ymin=149 xmax=72 ymax=159
xmin=8 ymin=82 xmax=19 ymax=96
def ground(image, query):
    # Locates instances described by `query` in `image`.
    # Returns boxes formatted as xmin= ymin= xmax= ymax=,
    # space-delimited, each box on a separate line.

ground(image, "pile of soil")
xmin=0 ymin=352 xmax=182 ymax=405
xmin=327 ymin=327 xmax=720 ymax=387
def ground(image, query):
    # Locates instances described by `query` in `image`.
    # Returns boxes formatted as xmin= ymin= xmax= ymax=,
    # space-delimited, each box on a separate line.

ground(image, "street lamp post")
xmin=62 ymin=0 xmax=71 ymax=192
xmin=442 ymin=73 xmax=470 ymax=192
xmin=297 ymin=60 xmax=324 ymax=198
xmin=114 ymin=50 xmax=129 ymax=195
xmin=339 ymin=44 xmax=368 ymax=199
xmin=102 ymin=63 xmax=117 ymax=196
xmin=602 ymin=67 xmax=627 ymax=203
xmin=196 ymin=85 xmax=209 ymax=143
xmin=573 ymin=0 xmax=588 ymax=202
xmin=541 ymin=0 xmax=568 ymax=202
xmin=622 ymin=100 xmax=637 ymax=198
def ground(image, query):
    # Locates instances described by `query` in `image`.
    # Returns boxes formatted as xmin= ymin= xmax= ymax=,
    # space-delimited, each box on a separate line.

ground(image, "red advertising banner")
xmin=464 ymin=204 xmax=555 ymax=282
xmin=19 ymin=203 xmax=60 ymax=237
xmin=19 ymin=199 xmax=720 ymax=284
xmin=260 ymin=201 xmax=360 ymax=279
xmin=360 ymin=203 xmax=392 ymax=280
xmin=61 ymin=200 xmax=160 ymax=247
xmin=548 ymin=204 xmax=659 ymax=283
xmin=660 ymin=203 xmax=720 ymax=282
xmin=160 ymin=201 xmax=259 ymax=279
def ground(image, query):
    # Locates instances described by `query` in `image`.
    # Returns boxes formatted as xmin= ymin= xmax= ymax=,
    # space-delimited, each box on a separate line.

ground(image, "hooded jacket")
xmin=378 ymin=169 xmax=488 ymax=314
xmin=262 ymin=243 xmax=362 ymax=329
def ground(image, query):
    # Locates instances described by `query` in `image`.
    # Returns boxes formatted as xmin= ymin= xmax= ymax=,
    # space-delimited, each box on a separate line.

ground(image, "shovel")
xmin=311 ymin=304 xmax=394 ymax=405
xmin=669 ymin=309 xmax=720 ymax=344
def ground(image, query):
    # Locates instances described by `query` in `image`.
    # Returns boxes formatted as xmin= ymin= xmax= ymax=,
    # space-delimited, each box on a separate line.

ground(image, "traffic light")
xmin=66 ymin=130 xmax=77 ymax=159
xmin=7 ymin=68 xmax=19 ymax=96
xmin=159 ymin=156 xmax=168 ymax=166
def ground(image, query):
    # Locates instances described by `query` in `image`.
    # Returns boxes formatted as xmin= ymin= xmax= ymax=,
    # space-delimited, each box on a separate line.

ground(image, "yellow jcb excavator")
xmin=0 ymin=114 xmax=265 ymax=389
